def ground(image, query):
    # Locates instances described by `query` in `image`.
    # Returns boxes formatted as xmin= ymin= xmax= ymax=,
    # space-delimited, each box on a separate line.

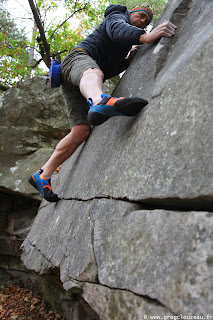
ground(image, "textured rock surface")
xmin=1 ymin=0 xmax=213 ymax=318
xmin=21 ymin=198 xmax=213 ymax=316
xmin=82 ymin=283 xmax=173 ymax=320
xmin=21 ymin=199 xmax=176 ymax=318
xmin=0 ymin=76 xmax=118 ymax=200
xmin=22 ymin=200 xmax=98 ymax=281
xmin=0 ymin=76 xmax=69 ymax=199
xmin=50 ymin=0 xmax=213 ymax=211
xmin=92 ymin=201 xmax=213 ymax=315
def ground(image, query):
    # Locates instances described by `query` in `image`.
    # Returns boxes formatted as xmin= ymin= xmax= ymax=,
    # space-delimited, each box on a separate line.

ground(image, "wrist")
xmin=139 ymin=33 xmax=148 ymax=44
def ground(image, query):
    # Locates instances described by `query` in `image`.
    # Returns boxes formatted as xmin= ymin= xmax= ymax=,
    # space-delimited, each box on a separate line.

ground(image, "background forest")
xmin=0 ymin=0 xmax=166 ymax=92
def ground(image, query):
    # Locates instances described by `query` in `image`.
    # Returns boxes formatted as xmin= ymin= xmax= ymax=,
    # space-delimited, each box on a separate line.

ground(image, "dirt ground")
xmin=0 ymin=283 xmax=64 ymax=320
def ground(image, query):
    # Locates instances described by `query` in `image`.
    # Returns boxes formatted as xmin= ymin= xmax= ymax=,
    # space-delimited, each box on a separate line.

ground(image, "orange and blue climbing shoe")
xmin=29 ymin=169 xmax=60 ymax=203
xmin=87 ymin=94 xmax=148 ymax=126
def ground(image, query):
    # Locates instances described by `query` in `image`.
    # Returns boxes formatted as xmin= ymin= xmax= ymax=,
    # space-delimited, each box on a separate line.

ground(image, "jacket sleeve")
xmin=102 ymin=59 xmax=130 ymax=80
xmin=105 ymin=11 xmax=145 ymax=45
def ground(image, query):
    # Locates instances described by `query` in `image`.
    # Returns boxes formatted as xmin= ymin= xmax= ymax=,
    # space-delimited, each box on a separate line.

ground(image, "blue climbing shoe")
xmin=87 ymin=94 xmax=148 ymax=126
xmin=29 ymin=169 xmax=60 ymax=202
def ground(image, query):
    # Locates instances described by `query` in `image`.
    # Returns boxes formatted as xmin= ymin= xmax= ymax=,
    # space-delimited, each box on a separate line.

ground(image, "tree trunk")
xmin=28 ymin=21 xmax=38 ymax=67
xmin=28 ymin=0 xmax=51 ymax=67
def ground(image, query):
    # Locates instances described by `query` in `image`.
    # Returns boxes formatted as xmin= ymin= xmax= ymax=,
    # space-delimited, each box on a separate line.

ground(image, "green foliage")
xmin=36 ymin=0 xmax=108 ymax=62
xmin=0 ymin=0 xmax=166 ymax=89
xmin=0 ymin=7 xmax=25 ymax=41
xmin=0 ymin=0 xmax=108 ymax=89
xmin=0 ymin=8 xmax=31 ymax=87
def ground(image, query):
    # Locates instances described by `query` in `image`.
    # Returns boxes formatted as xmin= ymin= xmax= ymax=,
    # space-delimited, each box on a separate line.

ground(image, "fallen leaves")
xmin=0 ymin=284 xmax=64 ymax=320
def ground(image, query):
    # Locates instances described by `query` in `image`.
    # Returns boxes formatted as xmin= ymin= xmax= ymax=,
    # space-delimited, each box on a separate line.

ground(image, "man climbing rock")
xmin=29 ymin=3 xmax=176 ymax=202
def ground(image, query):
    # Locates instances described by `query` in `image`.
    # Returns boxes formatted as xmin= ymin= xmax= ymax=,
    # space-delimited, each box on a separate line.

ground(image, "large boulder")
xmin=51 ymin=0 xmax=213 ymax=211
xmin=0 ymin=76 xmax=118 ymax=200
xmin=1 ymin=0 xmax=212 ymax=318
xmin=0 ymin=76 xmax=69 ymax=199
xmin=22 ymin=198 xmax=213 ymax=316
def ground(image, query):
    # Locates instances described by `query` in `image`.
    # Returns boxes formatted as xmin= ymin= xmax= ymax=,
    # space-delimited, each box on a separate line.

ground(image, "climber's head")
xmin=129 ymin=3 xmax=153 ymax=28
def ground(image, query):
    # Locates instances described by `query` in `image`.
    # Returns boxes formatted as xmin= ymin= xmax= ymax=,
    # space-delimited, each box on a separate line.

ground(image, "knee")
xmin=73 ymin=124 xmax=91 ymax=142
xmin=83 ymin=68 xmax=104 ymax=79
xmin=80 ymin=125 xmax=91 ymax=141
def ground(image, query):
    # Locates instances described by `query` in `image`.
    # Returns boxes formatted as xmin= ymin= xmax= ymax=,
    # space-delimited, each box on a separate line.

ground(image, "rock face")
xmin=51 ymin=0 xmax=213 ymax=211
xmin=0 ymin=77 xmax=76 ymax=317
xmin=1 ymin=0 xmax=213 ymax=319
xmin=0 ymin=76 xmax=70 ymax=199
xmin=0 ymin=75 xmax=118 ymax=199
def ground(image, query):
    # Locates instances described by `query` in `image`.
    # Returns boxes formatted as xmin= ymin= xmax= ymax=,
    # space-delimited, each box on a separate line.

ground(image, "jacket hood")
xmin=104 ymin=4 xmax=128 ymax=17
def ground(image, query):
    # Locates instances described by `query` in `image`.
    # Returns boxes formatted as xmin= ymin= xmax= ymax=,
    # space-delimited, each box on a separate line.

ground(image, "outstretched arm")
xmin=139 ymin=21 xmax=177 ymax=44
xmin=126 ymin=45 xmax=141 ymax=63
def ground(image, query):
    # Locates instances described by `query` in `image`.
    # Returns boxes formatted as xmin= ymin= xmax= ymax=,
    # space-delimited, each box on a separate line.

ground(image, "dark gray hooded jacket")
xmin=75 ymin=4 xmax=145 ymax=79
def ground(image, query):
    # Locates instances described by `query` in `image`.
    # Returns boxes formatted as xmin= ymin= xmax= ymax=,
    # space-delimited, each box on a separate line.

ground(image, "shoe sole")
xmin=88 ymin=98 xmax=148 ymax=126
xmin=29 ymin=174 xmax=60 ymax=202
xmin=88 ymin=112 xmax=110 ymax=126
xmin=114 ymin=97 xmax=148 ymax=116
xmin=88 ymin=103 xmax=123 ymax=126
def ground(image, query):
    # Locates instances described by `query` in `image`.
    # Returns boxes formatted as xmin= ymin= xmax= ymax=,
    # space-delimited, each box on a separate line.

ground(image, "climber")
xmin=29 ymin=3 xmax=177 ymax=202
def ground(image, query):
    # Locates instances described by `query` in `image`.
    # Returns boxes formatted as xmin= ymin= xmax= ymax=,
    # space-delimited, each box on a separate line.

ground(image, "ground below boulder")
xmin=0 ymin=283 xmax=64 ymax=320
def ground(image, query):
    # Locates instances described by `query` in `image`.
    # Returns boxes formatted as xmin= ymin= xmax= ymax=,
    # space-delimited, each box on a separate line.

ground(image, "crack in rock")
xmin=63 ymin=277 xmax=176 ymax=315
xmin=58 ymin=195 xmax=213 ymax=212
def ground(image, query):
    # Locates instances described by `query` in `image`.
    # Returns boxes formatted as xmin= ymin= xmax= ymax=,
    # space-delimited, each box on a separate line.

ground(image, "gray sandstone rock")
xmin=91 ymin=200 xmax=213 ymax=315
xmin=53 ymin=31 xmax=213 ymax=210
xmin=82 ymin=282 xmax=174 ymax=320
xmin=0 ymin=76 xmax=69 ymax=199
xmin=21 ymin=198 xmax=213 ymax=315
xmin=4 ymin=0 xmax=213 ymax=318
xmin=0 ymin=75 xmax=117 ymax=200
xmin=21 ymin=200 xmax=99 ymax=282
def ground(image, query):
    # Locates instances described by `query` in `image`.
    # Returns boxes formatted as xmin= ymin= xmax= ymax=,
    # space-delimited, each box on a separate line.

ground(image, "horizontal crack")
xmin=21 ymin=238 xmax=177 ymax=313
xmin=60 ymin=194 xmax=213 ymax=212
xmin=64 ymin=277 xmax=176 ymax=315
xmin=20 ymin=239 xmax=176 ymax=313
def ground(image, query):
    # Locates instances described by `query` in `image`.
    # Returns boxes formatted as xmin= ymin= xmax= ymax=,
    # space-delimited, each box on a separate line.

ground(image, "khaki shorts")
xmin=61 ymin=49 xmax=101 ymax=129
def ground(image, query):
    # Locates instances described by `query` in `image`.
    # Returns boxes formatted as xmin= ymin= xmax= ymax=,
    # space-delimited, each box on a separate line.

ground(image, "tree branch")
xmin=52 ymin=49 xmax=68 ymax=60
xmin=50 ymin=5 xmax=88 ymax=40
xmin=14 ymin=0 xmax=32 ymax=16
xmin=28 ymin=0 xmax=51 ymax=67
xmin=31 ymin=57 xmax=43 ymax=68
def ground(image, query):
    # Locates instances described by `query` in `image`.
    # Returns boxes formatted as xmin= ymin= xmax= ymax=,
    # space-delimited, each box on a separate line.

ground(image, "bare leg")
xmin=38 ymin=68 xmax=104 ymax=179
xmin=40 ymin=124 xmax=90 ymax=179
xmin=79 ymin=68 xmax=104 ymax=106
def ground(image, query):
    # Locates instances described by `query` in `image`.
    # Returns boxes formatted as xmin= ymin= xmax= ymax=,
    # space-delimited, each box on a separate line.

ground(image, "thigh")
xmin=61 ymin=50 xmax=100 ymax=87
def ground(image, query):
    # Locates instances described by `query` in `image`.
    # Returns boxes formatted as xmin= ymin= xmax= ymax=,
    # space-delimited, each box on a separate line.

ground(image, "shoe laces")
xmin=87 ymin=94 xmax=112 ymax=107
